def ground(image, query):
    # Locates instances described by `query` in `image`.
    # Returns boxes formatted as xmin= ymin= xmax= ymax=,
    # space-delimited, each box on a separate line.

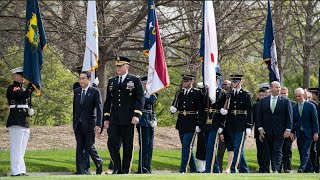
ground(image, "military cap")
xmin=230 ymin=74 xmax=243 ymax=81
xmin=115 ymin=56 xmax=131 ymax=66
xmin=308 ymin=88 xmax=318 ymax=95
xmin=140 ymin=76 xmax=147 ymax=83
xmin=11 ymin=66 xmax=23 ymax=75
xmin=259 ymin=88 xmax=268 ymax=93
xmin=258 ymin=82 xmax=270 ymax=90
xmin=182 ymin=74 xmax=195 ymax=80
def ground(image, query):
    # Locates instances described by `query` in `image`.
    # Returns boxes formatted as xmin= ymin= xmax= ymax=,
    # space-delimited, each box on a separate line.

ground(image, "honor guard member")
xmin=217 ymin=80 xmax=234 ymax=173
xmin=136 ymin=76 xmax=158 ymax=174
xmin=201 ymin=73 xmax=227 ymax=173
xmin=103 ymin=56 xmax=144 ymax=174
xmin=170 ymin=74 xmax=204 ymax=173
xmin=6 ymin=67 xmax=34 ymax=176
xmin=220 ymin=74 xmax=253 ymax=173
xmin=194 ymin=82 xmax=206 ymax=173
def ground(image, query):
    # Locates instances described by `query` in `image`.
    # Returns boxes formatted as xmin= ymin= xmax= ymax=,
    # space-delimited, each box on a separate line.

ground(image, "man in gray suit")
xmin=257 ymin=81 xmax=293 ymax=173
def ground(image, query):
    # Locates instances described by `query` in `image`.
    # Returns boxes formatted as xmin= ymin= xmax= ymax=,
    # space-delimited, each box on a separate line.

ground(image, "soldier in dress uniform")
xmin=200 ymin=73 xmax=227 ymax=173
xmin=103 ymin=56 xmax=144 ymax=174
xmin=6 ymin=67 xmax=34 ymax=176
xmin=220 ymin=74 xmax=253 ymax=173
xmin=170 ymin=74 xmax=204 ymax=173
xmin=136 ymin=76 xmax=158 ymax=174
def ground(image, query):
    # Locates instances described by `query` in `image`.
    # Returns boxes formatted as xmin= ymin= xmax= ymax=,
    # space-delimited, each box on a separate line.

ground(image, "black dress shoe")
xmin=21 ymin=173 xmax=29 ymax=176
xmin=112 ymin=170 xmax=119 ymax=174
xmin=10 ymin=174 xmax=21 ymax=176
xmin=96 ymin=164 xmax=103 ymax=175
xmin=298 ymin=169 xmax=303 ymax=173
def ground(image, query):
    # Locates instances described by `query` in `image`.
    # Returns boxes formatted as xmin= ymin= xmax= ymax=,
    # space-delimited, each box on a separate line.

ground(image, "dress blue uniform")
xmin=171 ymin=74 xmax=204 ymax=173
xmin=103 ymin=57 xmax=144 ymax=174
xmin=201 ymin=85 xmax=226 ymax=173
xmin=136 ymin=76 xmax=158 ymax=173
xmin=226 ymin=75 xmax=253 ymax=173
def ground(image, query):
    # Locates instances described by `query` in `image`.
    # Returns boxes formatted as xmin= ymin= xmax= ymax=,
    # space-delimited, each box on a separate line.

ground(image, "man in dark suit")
xmin=103 ymin=56 xmax=144 ymax=174
xmin=253 ymin=85 xmax=268 ymax=173
xmin=73 ymin=71 xmax=103 ymax=175
xmin=308 ymin=88 xmax=320 ymax=173
xmin=290 ymin=88 xmax=319 ymax=173
xmin=257 ymin=81 xmax=293 ymax=173
xmin=280 ymin=87 xmax=296 ymax=173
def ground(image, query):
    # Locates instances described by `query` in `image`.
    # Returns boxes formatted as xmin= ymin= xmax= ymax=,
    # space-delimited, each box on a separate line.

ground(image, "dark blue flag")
xmin=23 ymin=0 xmax=47 ymax=95
xmin=263 ymin=0 xmax=280 ymax=83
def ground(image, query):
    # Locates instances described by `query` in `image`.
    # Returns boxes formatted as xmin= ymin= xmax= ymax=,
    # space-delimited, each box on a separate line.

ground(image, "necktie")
xmin=271 ymin=96 xmax=276 ymax=113
xmin=81 ymin=90 xmax=85 ymax=104
xmin=119 ymin=76 xmax=122 ymax=85
xmin=299 ymin=103 xmax=303 ymax=117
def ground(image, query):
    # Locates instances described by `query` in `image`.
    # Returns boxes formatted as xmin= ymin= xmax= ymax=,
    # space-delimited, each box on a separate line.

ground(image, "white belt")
xmin=9 ymin=105 xmax=28 ymax=109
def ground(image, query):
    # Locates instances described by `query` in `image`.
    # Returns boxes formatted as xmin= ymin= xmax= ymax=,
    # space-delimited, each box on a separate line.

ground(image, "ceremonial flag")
xmin=143 ymin=0 xmax=169 ymax=95
xmin=263 ymin=0 xmax=280 ymax=83
xmin=199 ymin=0 xmax=218 ymax=103
xmin=23 ymin=0 xmax=47 ymax=95
xmin=82 ymin=0 xmax=99 ymax=82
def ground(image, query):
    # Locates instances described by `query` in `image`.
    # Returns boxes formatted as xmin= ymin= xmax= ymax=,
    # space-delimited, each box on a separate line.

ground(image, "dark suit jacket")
xmin=73 ymin=86 xmax=102 ymax=131
xmin=257 ymin=95 xmax=293 ymax=135
xmin=292 ymin=101 xmax=319 ymax=138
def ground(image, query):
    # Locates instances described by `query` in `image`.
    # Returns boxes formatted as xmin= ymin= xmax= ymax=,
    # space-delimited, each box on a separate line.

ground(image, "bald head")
xmin=222 ymin=80 xmax=231 ymax=91
xmin=270 ymin=81 xmax=281 ymax=96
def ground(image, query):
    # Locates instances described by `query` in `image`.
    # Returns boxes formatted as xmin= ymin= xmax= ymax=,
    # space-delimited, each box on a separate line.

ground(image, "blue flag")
xmin=23 ymin=0 xmax=47 ymax=95
xmin=263 ymin=0 xmax=280 ymax=83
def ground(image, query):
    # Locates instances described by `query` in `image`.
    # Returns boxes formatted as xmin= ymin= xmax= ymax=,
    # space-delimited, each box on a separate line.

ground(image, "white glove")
xmin=195 ymin=126 xmax=201 ymax=133
xmin=28 ymin=108 xmax=35 ymax=116
xmin=218 ymin=128 xmax=223 ymax=134
xmin=220 ymin=108 xmax=228 ymax=115
xmin=170 ymin=106 xmax=177 ymax=113
xmin=150 ymin=120 xmax=157 ymax=128
xmin=93 ymin=77 xmax=99 ymax=86
xmin=246 ymin=128 xmax=251 ymax=136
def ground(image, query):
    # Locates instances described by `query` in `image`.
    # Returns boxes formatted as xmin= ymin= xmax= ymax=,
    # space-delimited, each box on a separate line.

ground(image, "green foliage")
xmin=0 ymin=46 xmax=77 ymax=126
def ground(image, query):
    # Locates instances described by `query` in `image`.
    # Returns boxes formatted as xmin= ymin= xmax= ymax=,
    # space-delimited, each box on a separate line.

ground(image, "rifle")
xmin=223 ymin=88 xmax=232 ymax=110
xmin=172 ymin=80 xmax=183 ymax=108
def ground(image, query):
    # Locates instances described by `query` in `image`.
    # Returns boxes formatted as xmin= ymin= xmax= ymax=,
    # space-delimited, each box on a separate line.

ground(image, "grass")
xmin=0 ymin=174 xmax=319 ymax=180
xmin=0 ymin=148 xmax=301 ymax=175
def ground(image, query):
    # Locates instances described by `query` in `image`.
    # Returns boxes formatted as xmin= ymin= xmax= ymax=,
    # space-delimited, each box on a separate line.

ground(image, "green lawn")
xmin=0 ymin=174 xmax=319 ymax=180
xmin=0 ymin=148 xmax=301 ymax=175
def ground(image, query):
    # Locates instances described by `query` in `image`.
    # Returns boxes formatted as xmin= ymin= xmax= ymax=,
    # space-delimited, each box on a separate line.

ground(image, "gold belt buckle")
xmin=206 ymin=118 xmax=212 ymax=124
xmin=183 ymin=110 xmax=187 ymax=116
xmin=235 ymin=110 xmax=237 ymax=115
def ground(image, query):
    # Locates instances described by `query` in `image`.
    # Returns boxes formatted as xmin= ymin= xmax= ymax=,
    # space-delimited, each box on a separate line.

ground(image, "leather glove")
xmin=220 ymin=108 xmax=228 ymax=115
xmin=170 ymin=106 xmax=177 ymax=113
xmin=246 ymin=128 xmax=251 ymax=136
xmin=195 ymin=126 xmax=201 ymax=133
xmin=218 ymin=128 xmax=223 ymax=134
